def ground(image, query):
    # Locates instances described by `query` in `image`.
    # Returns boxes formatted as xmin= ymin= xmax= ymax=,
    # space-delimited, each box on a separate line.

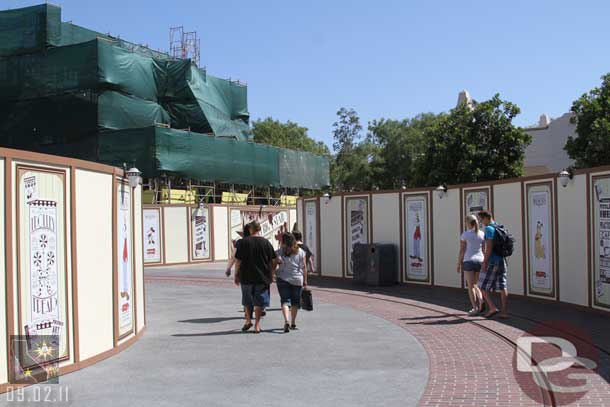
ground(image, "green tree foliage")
xmin=367 ymin=113 xmax=441 ymax=189
xmin=331 ymin=108 xmax=376 ymax=191
xmin=332 ymin=107 xmax=362 ymax=153
xmin=417 ymin=94 xmax=531 ymax=187
xmin=252 ymin=118 xmax=330 ymax=156
xmin=565 ymin=73 xmax=610 ymax=168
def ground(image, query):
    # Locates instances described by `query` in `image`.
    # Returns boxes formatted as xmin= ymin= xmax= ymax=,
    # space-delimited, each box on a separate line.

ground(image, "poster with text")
xmin=593 ymin=176 xmax=610 ymax=308
xmin=143 ymin=209 xmax=161 ymax=263
xmin=305 ymin=201 xmax=318 ymax=273
xmin=191 ymin=207 xmax=210 ymax=259
xmin=405 ymin=195 xmax=429 ymax=281
xmin=18 ymin=169 xmax=68 ymax=362
xmin=527 ymin=184 xmax=554 ymax=295
xmin=346 ymin=198 xmax=368 ymax=276
xmin=117 ymin=184 xmax=134 ymax=337
xmin=230 ymin=208 xmax=289 ymax=250
xmin=464 ymin=189 xmax=489 ymax=225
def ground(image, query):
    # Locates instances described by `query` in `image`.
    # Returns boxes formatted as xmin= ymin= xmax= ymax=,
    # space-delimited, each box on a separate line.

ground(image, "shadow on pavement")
xmin=178 ymin=317 xmax=244 ymax=324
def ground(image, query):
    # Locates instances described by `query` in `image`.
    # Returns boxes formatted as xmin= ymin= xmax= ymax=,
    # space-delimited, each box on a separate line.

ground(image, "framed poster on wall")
xmin=403 ymin=193 xmax=431 ymax=283
xmin=304 ymin=200 xmax=319 ymax=274
xmin=229 ymin=207 xmax=290 ymax=251
xmin=462 ymin=187 xmax=491 ymax=226
xmin=17 ymin=166 xmax=70 ymax=363
xmin=344 ymin=196 xmax=369 ymax=276
xmin=143 ymin=208 xmax=162 ymax=264
xmin=592 ymin=175 xmax=610 ymax=309
xmin=117 ymin=182 xmax=134 ymax=338
xmin=190 ymin=206 xmax=210 ymax=260
xmin=525 ymin=182 xmax=556 ymax=298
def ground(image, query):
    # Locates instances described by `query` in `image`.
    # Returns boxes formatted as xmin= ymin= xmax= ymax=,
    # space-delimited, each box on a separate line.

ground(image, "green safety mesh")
xmin=0 ymin=4 xmax=60 ymax=56
xmin=279 ymin=149 xmax=331 ymax=189
xmin=97 ymin=127 xmax=280 ymax=186
xmin=0 ymin=3 xmax=329 ymax=188
xmin=0 ymin=40 xmax=99 ymax=100
xmin=98 ymin=91 xmax=171 ymax=130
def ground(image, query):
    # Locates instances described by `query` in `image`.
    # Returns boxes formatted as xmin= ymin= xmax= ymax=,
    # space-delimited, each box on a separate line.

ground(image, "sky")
xmin=6 ymin=0 xmax=610 ymax=148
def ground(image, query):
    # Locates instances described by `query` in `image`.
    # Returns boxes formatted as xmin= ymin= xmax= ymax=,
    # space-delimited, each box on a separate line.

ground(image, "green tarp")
xmin=0 ymin=3 xmax=330 ymax=189
xmin=279 ymin=149 xmax=330 ymax=189
xmin=96 ymin=127 xmax=329 ymax=188
xmin=98 ymin=91 xmax=170 ymax=130
xmin=0 ymin=40 xmax=98 ymax=101
xmin=0 ymin=38 xmax=251 ymax=140
xmin=0 ymin=4 xmax=60 ymax=56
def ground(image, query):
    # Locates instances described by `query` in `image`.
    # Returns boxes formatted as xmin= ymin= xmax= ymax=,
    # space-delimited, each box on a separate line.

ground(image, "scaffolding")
xmin=169 ymin=26 xmax=200 ymax=66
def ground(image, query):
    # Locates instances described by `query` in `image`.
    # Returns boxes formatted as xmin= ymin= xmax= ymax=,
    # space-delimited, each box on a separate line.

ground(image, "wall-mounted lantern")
xmin=435 ymin=184 xmax=448 ymax=199
xmin=559 ymin=168 xmax=574 ymax=188
xmin=323 ymin=192 xmax=332 ymax=205
xmin=126 ymin=166 xmax=142 ymax=189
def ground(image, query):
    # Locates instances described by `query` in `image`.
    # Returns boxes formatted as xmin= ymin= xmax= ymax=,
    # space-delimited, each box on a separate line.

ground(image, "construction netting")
xmin=0 ymin=3 xmax=329 ymax=188
xmin=0 ymin=39 xmax=249 ymax=137
xmin=35 ymin=126 xmax=329 ymax=188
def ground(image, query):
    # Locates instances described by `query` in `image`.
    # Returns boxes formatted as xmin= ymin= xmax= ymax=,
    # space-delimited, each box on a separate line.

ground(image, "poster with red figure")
xmin=117 ymin=185 xmax=133 ymax=337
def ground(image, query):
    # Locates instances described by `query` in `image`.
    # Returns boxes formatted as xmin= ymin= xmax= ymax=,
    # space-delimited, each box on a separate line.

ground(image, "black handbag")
xmin=301 ymin=288 xmax=313 ymax=311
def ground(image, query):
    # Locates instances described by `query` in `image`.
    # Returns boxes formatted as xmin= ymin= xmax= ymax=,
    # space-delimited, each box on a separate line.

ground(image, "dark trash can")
xmin=352 ymin=243 xmax=398 ymax=286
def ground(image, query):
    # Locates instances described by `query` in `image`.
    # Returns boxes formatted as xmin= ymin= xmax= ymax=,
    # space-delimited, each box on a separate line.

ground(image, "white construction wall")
xmin=298 ymin=166 xmax=610 ymax=314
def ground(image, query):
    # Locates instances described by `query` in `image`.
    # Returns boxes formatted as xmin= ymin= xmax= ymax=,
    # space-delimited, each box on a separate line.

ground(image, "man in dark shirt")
xmin=234 ymin=221 xmax=276 ymax=333
xmin=293 ymin=230 xmax=315 ymax=274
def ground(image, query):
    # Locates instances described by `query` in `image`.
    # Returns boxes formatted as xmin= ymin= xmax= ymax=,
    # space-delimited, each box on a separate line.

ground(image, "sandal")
xmin=290 ymin=324 xmax=297 ymax=330
xmin=241 ymin=322 xmax=253 ymax=332
xmin=284 ymin=323 xmax=290 ymax=333
xmin=485 ymin=310 xmax=499 ymax=319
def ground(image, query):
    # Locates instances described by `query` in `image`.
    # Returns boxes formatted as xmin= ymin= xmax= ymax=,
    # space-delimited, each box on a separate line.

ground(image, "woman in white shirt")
xmin=275 ymin=232 xmax=307 ymax=333
xmin=457 ymin=214 xmax=485 ymax=315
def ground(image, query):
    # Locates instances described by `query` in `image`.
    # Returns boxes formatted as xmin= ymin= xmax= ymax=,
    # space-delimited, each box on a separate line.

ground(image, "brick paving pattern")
xmin=146 ymin=274 xmax=610 ymax=407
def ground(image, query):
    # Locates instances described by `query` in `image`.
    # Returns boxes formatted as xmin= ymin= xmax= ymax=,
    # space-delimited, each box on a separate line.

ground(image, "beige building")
xmin=456 ymin=90 xmax=576 ymax=176
xmin=523 ymin=113 xmax=576 ymax=175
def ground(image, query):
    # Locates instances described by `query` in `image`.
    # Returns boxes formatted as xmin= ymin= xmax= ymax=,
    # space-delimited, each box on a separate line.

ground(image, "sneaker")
xmin=467 ymin=308 xmax=479 ymax=316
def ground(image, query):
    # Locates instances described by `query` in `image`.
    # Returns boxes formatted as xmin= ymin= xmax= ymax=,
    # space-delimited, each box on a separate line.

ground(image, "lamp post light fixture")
xmin=323 ymin=192 xmax=332 ymax=205
xmin=559 ymin=168 xmax=574 ymax=188
xmin=436 ymin=184 xmax=448 ymax=199
xmin=125 ymin=165 xmax=142 ymax=189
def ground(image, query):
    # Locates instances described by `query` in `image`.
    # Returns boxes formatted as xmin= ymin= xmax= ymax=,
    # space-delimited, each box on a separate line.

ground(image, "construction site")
xmin=0 ymin=3 xmax=330 ymax=204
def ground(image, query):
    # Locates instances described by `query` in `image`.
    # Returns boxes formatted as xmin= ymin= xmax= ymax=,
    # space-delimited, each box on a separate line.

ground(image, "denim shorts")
xmin=462 ymin=260 xmax=482 ymax=273
xmin=241 ymin=284 xmax=270 ymax=308
xmin=276 ymin=279 xmax=303 ymax=308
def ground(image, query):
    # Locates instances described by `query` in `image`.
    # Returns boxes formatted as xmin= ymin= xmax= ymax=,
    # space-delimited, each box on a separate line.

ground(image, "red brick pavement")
xmin=146 ymin=276 xmax=610 ymax=407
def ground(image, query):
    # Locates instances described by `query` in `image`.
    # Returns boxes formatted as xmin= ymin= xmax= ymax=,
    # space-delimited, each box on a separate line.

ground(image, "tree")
xmin=565 ymin=73 xmax=610 ymax=168
xmin=252 ymin=118 xmax=330 ymax=156
xmin=416 ymin=94 xmax=531 ymax=187
xmin=332 ymin=107 xmax=363 ymax=153
xmin=331 ymin=108 xmax=376 ymax=191
xmin=367 ymin=113 xmax=441 ymax=189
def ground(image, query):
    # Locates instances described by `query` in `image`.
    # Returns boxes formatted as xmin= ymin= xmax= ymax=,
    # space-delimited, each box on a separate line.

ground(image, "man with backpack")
xmin=477 ymin=210 xmax=513 ymax=319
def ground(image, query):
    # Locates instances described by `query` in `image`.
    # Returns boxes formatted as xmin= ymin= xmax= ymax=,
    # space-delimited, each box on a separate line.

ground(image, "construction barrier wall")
xmin=0 ymin=148 xmax=145 ymax=393
xmin=143 ymin=204 xmax=298 ymax=267
xmin=298 ymin=166 xmax=610 ymax=314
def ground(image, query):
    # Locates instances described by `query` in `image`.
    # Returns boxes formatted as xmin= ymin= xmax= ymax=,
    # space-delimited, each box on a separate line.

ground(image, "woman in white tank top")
xmin=457 ymin=214 xmax=485 ymax=315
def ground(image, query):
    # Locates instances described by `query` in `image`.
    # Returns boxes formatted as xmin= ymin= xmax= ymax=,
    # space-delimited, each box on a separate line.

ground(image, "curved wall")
xmin=299 ymin=166 xmax=610 ymax=314
xmin=1 ymin=148 xmax=145 ymax=393
xmin=143 ymin=204 xmax=297 ymax=267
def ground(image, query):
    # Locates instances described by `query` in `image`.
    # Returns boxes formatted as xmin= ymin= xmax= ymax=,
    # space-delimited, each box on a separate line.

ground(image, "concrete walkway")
xmin=2 ymin=264 xmax=428 ymax=407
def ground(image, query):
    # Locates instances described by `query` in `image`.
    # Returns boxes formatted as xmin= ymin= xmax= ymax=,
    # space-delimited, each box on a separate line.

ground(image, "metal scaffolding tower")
xmin=169 ymin=26 xmax=201 ymax=66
